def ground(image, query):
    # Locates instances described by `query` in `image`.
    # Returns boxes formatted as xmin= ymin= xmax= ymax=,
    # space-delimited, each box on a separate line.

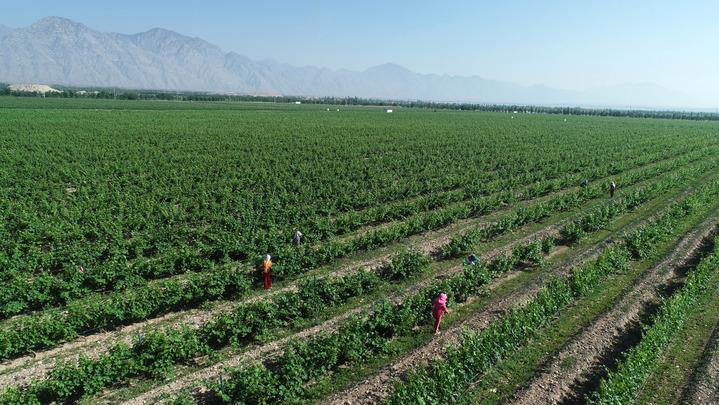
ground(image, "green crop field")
xmin=1 ymin=96 xmax=718 ymax=404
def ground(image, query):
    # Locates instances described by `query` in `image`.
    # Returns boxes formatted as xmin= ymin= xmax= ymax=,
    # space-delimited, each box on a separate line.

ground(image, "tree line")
xmin=1 ymin=82 xmax=717 ymax=121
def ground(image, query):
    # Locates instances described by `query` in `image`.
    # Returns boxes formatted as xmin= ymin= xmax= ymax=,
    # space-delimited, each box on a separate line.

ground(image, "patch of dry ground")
xmin=8 ymin=83 xmax=62 ymax=93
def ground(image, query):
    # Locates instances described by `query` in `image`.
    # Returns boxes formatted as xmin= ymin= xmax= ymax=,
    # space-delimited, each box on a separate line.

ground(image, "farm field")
xmin=1 ymin=96 xmax=718 ymax=405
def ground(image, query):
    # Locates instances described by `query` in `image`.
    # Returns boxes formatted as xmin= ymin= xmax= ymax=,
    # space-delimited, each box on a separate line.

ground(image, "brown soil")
xmin=509 ymin=214 xmax=719 ymax=405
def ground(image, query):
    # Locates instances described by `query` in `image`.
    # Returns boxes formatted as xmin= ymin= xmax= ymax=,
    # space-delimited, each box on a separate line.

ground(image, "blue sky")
xmin=3 ymin=0 xmax=719 ymax=101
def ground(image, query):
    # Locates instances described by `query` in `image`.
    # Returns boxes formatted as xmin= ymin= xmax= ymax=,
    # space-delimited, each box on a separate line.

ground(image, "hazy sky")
xmin=3 ymin=0 xmax=719 ymax=100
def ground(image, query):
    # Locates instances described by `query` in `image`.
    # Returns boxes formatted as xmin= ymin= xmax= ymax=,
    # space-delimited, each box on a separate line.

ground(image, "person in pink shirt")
xmin=432 ymin=293 xmax=450 ymax=333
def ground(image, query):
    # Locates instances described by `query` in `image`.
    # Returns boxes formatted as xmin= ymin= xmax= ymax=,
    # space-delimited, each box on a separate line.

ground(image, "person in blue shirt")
xmin=467 ymin=253 xmax=479 ymax=266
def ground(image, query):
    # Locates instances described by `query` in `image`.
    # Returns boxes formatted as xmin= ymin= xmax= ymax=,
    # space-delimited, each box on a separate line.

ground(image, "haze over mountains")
xmin=0 ymin=17 xmax=693 ymax=107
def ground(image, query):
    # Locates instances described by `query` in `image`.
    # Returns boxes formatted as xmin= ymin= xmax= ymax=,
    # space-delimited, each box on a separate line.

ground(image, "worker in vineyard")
xmin=580 ymin=179 xmax=589 ymax=188
xmin=467 ymin=253 xmax=479 ymax=266
xmin=610 ymin=181 xmax=617 ymax=198
xmin=292 ymin=229 xmax=303 ymax=247
xmin=262 ymin=254 xmax=273 ymax=290
xmin=432 ymin=293 xmax=450 ymax=333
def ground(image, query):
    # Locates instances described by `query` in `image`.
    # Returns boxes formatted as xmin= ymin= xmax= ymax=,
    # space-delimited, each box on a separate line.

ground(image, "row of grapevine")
xmin=1 ymin=155 xmax=709 ymax=359
xmin=2 ymin=105 xmax=712 ymax=321
xmin=437 ymin=152 xmax=714 ymax=259
xmin=7 ymin=106 xmax=680 ymax=280
xmin=1 ymin=141 xmax=703 ymax=320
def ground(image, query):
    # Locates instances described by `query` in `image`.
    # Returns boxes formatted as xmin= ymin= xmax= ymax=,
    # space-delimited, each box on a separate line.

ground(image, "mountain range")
xmin=0 ymin=17 xmax=691 ymax=106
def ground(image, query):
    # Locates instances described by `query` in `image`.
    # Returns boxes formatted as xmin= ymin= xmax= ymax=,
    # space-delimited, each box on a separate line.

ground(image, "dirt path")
xmin=681 ymin=320 xmax=719 ymax=405
xmin=509 ymin=214 xmax=719 ymax=405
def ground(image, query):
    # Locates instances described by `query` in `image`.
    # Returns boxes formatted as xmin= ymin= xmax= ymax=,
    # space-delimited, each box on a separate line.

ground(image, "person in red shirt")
xmin=432 ymin=293 xmax=450 ymax=333
xmin=262 ymin=254 xmax=273 ymax=290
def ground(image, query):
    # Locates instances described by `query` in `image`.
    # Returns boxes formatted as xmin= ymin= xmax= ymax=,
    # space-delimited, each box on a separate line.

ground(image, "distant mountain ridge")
xmin=0 ymin=16 xmax=690 ymax=106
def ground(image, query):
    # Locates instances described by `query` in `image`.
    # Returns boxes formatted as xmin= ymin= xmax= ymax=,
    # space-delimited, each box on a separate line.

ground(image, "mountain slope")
xmin=0 ymin=17 xmax=689 ymax=106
